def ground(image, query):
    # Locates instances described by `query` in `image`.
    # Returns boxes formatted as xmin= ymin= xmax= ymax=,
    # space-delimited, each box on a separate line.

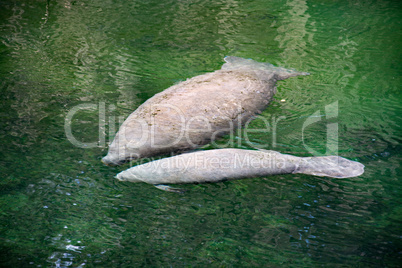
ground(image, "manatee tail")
xmin=270 ymin=66 xmax=310 ymax=81
xmin=294 ymin=156 xmax=365 ymax=178
xmin=222 ymin=56 xmax=310 ymax=80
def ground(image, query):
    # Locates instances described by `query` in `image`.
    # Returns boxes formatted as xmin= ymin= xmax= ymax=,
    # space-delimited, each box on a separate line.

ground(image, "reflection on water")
xmin=0 ymin=0 xmax=401 ymax=266
xmin=276 ymin=0 xmax=311 ymax=64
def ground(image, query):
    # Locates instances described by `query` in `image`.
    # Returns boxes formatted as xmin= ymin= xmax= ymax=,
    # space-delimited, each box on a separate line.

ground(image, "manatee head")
xmin=101 ymin=153 xmax=128 ymax=166
xmin=101 ymin=133 xmax=142 ymax=166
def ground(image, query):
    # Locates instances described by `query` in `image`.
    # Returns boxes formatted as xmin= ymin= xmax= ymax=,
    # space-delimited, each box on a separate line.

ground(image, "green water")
xmin=0 ymin=0 xmax=401 ymax=266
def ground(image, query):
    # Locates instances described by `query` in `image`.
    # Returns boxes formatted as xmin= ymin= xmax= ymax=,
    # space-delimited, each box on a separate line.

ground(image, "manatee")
xmin=102 ymin=57 xmax=309 ymax=166
xmin=116 ymin=149 xmax=365 ymax=191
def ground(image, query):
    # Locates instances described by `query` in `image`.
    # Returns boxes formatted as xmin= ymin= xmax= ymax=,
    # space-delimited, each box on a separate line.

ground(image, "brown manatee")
xmin=102 ymin=57 xmax=309 ymax=165
xmin=115 ymin=148 xmax=365 ymax=192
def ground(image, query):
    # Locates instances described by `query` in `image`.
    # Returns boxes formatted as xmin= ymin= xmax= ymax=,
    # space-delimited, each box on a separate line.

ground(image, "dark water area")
xmin=0 ymin=0 xmax=401 ymax=266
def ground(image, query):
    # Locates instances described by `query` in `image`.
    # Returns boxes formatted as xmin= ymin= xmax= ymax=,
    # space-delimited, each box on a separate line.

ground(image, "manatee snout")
xmin=101 ymin=155 xmax=127 ymax=166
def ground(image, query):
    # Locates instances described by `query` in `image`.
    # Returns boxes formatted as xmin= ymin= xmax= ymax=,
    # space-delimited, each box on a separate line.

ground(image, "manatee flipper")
xmin=294 ymin=156 xmax=365 ymax=178
xmin=154 ymin=184 xmax=186 ymax=193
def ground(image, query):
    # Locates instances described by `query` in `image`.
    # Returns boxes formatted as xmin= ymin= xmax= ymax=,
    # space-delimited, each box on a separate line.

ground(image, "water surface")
xmin=0 ymin=0 xmax=401 ymax=266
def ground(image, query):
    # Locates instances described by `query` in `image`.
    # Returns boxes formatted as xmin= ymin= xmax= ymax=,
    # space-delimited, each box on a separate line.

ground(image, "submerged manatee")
xmin=116 ymin=149 xmax=365 ymax=191
xmin=102 ymin=57 xmax=309 ymax=165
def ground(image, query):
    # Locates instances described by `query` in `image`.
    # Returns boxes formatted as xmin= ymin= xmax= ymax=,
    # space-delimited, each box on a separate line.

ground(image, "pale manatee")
xmin=116 ymin=149 xmax=364 ymax=192
xmin=102 ymin=57 xmax=309 ymax=166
